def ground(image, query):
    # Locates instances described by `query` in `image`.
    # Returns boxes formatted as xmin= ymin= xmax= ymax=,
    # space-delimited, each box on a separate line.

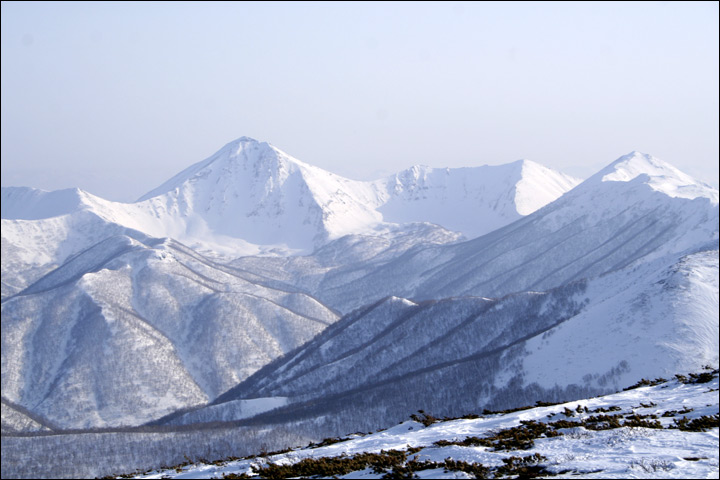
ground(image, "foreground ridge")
xmin=117 ymin=369 xmax=719 ymax=479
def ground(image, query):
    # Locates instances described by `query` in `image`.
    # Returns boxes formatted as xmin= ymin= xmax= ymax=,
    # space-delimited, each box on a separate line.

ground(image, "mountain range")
xmin=1 ymin=137 xmax=717 ymax=478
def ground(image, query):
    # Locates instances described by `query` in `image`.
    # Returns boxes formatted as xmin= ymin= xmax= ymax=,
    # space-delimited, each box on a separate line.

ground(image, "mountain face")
xmin=376 ymin=159 xmax=579 ymax=239
xmin=135 ymin=137 xmax=386 ymax=251
xmin=159 ymin=151 xmax=718 ymax=429
xmin=2 ymin=137 xmax=580 ymax=259
xmin=1 ymin=235 xmax=338 ymax=429
xmin=172 ymin=247 xmax=717 ymax=430
xmin=297 ymin=152 xmax=719 ymax=312
xmin=0 ymin=187 xmax=86 ymax=220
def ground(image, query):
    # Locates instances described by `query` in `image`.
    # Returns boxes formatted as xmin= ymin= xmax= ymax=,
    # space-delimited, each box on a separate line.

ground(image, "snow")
xmin=598 ymin=151 xmax=719 ymax=202
xmin=167 ymin=397 xmax=289 ymax=425
xmin=302 ymin=149 xmax=718 ymax=313
xmin=0 ymin=187 xmax=85 ymax=220
xmin=0 ymin=235 xmax=339 ymax=429
xmin=520 ymin=249 xmax=719 ymax=390
xmin=129 ymin=374 xmax=720 ymax=479
xmin=1 ymin=401 xmax=53 ymax=434
xmin=1 ymin=141 xmax=717 ymax=477
xmin=376 ymin=159 xmax=580 ymax=239
xmin=1 ymin=137 xmax=579 ymax=263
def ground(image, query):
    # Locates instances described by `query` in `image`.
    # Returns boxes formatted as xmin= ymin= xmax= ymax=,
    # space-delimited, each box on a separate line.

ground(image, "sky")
xmin=2 ymin=1 xmax=718 ymax=202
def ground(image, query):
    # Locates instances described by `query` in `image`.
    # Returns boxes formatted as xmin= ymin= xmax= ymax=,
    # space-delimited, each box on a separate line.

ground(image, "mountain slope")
xmin=0 ymin=186 xmax=86 ymax=220
xmin=0 ymin=235 xmax=339 ymax=429
xmin=129 ymin=372 xmax=720 ymax=480
xmin=2 ymin=137 xmax=580 ymax=262
xmin=174 ymin=247 xmax=717 ymax=430
xmin=309 ymin=152 xmax=718 ymax=312
xmin=136 ymin=137 xmax=386 ymax=251
xmin=377 ymin=159 xmax=579 ymax=238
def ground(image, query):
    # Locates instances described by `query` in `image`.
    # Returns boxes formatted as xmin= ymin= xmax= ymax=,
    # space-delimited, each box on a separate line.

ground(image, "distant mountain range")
xmin=2 ymin=137 xmax=579 ymax=259
xmin=1 ymin=138 xmax=717 ymax=447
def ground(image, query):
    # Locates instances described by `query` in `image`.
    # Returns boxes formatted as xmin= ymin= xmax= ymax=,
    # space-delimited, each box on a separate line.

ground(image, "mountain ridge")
xmin=2 ymin=137 xmax=582 ymax=256
xmin=1 ymin=141 xmax=716 ymax=437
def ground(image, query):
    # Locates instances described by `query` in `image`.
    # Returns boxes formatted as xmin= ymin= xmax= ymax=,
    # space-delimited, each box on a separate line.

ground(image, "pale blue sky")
xmin=2 ymin=1 xmax=718 ymax=201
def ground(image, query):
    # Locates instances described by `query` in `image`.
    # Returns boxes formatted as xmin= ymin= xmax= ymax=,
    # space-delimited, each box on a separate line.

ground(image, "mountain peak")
xmin=591 ymin=151 xmax=718 ymax=202
xmin=125 ymin=137 xmax=582 ymax=251
xmin=230 ymin=136 xmax=261 ymax=144
xmin=137 ymin=137 xmax=293 ymax=202
xmin=602 ymin=151 xmax=674 ymax=180
xmin=222 ymin=136 xmax=282 ymax=161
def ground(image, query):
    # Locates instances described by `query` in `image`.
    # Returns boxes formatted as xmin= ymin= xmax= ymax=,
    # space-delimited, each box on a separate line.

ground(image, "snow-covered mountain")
xmin=1 ymin=141 xmax=717 ymax=479
xmin=147 ymin=151 xmax=718 ymax=430
xmin=377 ymin=159 xmax=579 ymax=238
xmin=0 ymin=137 xmax=582 ymax=431
xmin=0 ymin=187 xmax=88 ymax=220
xmin=134 ymin=137 xmax=579 ymax=250
xmin=1 ymin=235 xmax=338 ymax=429
xmin=1 ymin=137 xmax=580 ymax=262
xmin=295 ymin=151 xmax=719 ymax=312
xmin=167 ymin=247 xmax=717 ymax=429
xmin=135 ymin=137 xmax=385 ymax=252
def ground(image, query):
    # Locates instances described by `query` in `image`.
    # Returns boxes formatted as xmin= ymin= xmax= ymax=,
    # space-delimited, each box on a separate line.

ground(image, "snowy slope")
xmin=0 ymin=187 xmax=86 ymax=220
xmin=1 ymin=138 xmax=578 ymax=302
xmin=134 ymin=137 xmax=579 ymax=250
xmin=128 ymin=372 xmax=720 ymax=480
xmin=1 ymin=208 xmax=152 ymax=298
xmin=377 ymin=160 xmax=580 ymax=238
xmin=0 ymin=236 xmax=339 ymax=429
xmin=177 ymin=248 xmax=717 ymax=430
xmin=135 ymin=137 xmax=386 ymax=251
xmin=309 ymin=152 xmax=719 ymax=312
xmin=2 ymin=137 xmax=579 ymax=263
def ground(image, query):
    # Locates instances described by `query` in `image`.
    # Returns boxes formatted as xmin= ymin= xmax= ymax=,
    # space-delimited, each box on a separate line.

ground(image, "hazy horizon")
xmin=2 ymin=1 xmax=718 ymax=201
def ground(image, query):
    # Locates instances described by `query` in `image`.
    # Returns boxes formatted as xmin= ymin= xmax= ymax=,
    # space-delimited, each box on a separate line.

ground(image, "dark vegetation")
xmin=623 ymin=377 xmax=668 ymax=390
xmin=623 ymin=367 xmax=719 ymax=391
xmin=222 ymin=449 xmax=421 ymax=479
xmin=221 ymin=451 xmax=556 ymax=479
xmin=672 ymin=414 xmax=719 ymax=432
xmin=674 ymin=370 xmax=718 ymax=384
xmin=408 ymin=409 xmax=479 ymax=427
